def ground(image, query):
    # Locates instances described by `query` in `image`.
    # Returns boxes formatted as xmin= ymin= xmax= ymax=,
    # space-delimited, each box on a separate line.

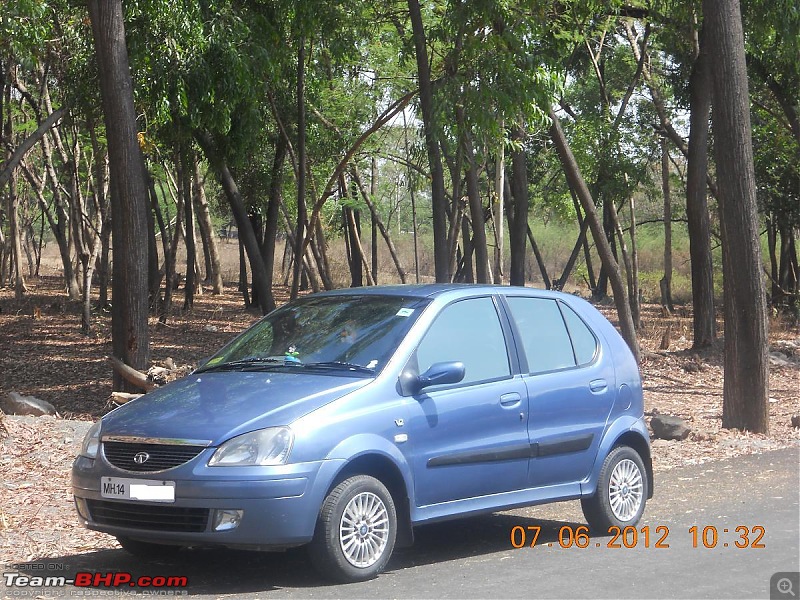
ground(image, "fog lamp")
xmin=212 ymin=509 xmax=243 ymax=532
xmin=75 ymin=497 xmax=90 ymax=521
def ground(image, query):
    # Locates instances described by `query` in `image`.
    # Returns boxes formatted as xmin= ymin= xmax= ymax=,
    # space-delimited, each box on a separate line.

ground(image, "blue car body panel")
xmin=99 ymin=372 xmax=371 ymax=445
xmin=72 ymin=284 xmax=651 ymax=550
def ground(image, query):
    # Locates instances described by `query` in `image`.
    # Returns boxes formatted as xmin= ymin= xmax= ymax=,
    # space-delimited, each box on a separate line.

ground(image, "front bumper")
xmin=71 ymin=454 xmax=345 ymax=549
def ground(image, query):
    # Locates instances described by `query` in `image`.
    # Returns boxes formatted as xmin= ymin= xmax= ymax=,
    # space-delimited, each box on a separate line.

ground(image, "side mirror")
xmin=399 ymin=361 xmax=465 ymax=396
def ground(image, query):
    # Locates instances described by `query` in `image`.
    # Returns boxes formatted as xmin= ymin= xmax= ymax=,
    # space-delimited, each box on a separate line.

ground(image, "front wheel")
xmin=581 ymin=445 xmax=648 ymax=532
xmin=308 ymin=475 xmax=397 ymax=582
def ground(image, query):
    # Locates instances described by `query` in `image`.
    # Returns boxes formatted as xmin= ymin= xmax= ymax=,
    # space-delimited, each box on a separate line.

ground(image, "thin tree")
xmin=549 ymin=108 xmax=640 ymax=363
xmin=685 ymin=23 xmax=717 ymax=348
xmin=703 ymin=0 xmax=769 ymax=433
xmin=407 ymin=0 xmax=450 ymax=282
xmin=291 ymin=37 xmax=307 ymax=299
xmin=659 ymin=138 xmax=674 ymax=312
xmin=88 ymin=0 xmax=150 ymax=387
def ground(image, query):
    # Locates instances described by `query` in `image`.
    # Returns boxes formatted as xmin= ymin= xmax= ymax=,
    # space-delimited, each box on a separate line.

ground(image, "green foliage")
xmin=0 ymin=0 xmax=52 ymax=66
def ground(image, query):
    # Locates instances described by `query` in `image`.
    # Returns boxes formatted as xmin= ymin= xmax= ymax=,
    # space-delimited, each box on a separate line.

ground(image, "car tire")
xmin=308 ymin=475 xmax=397 ymax=582
xmin=581 ymin=445 xmax=648 ymax=533
xmin=116 ymin=536 xmax=181 ymax=559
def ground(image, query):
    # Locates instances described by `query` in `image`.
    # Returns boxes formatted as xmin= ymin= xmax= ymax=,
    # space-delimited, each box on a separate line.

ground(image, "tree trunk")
xmin=143 ymin=163 xmax=161 ymax=311
xmin=81 ymin=212 xmax=103 ymax=335
xmin=608 ymin=196 xmax=640 ymax=330
xmin=238 ymin=236 xmax=251 ymax=308
xmin=704 ymin=0 xmax=769 ymax=433
xmin=346 ymin=205 xmax=374 ymax=287
xmin=83 ymin=120 xmax=110 ymax=333
xmin=9 ymin=172 xmax=27 ymax=299
xmin=343 ymin=176 xmax=364 ymax=287
xmin=778 ymin=224 xmax=798 ymax=312
xmin=493 ymin=123 xmax=505 ymax=284
xmin=370 ymin=156 xmax=379 ymax=283
xmin=766 ymin=217 xmax=780 ymax=303
xmin=659 ymin=138 xmax=674 ymax=312
xmin=291 ymin=38 xmax=307 ymax=300
xmin=88 ymin=0 xmax=151 ymax=387
xmin=89 ymin=125 xmax=112 ymax=310
xmin=457 ymin=107 xmax=489 ymax=283
xmin=159 ymin=175 xmax=182 ymax=323
xmin=196 ymin=132 xmax=271 ymax=313
xmin=408 ymin=0 xmax=450 ymax=282
xmin=248 ymin=212 xmax=263 ymax=306
xmin=279 ymin=201 xmax=321 ymax=292
xmin=351 ymin=166 xmax=407 ymax=283
xmin=181 ymin=148 xmax=196 ymax=311
xmin=259 ymin=136 xmax=286 ymax=312
xmin=526 ymin=225 xmax=551 ymax=289
xmin=549 ymin=109 xmax=640 ymax=362
xmin=686 ymin=27 xmax=717 ymax=348
xmin=402 ymin=111 xmax=421 ymax=284
xmin=509 ymin=125 xmax=528 ymax=286
xmin=39 ymin=131 xmax=80 ymax=298
xmin=556 ymin=217 xmax=590 ymax=291
xmin=628 ymin=193 xmax=641 ymax=328
xmin=569 ymin=189 xmax=597 ymax=291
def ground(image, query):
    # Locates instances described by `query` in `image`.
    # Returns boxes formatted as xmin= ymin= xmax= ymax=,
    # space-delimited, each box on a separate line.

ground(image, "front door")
xmin=405 ymin=296 xmax=530 ymax=507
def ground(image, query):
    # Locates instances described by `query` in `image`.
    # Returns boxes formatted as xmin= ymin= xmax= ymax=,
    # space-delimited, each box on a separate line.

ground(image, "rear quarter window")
xmin=559 ymin=302 xmax=598 ymax=365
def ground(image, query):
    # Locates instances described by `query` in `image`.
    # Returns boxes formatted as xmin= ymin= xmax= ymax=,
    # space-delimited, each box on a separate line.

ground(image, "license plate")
xmin=101 ymin=477 xmax=175 ymax=503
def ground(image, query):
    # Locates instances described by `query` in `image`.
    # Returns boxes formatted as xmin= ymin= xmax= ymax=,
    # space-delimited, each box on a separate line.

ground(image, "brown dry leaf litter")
xmin=0 ymin=277 xmax=798 ymax=566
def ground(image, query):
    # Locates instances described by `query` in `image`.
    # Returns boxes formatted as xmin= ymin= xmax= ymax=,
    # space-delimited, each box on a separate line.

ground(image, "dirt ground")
xmin=0 ymin=275 xmax=798 ymax=565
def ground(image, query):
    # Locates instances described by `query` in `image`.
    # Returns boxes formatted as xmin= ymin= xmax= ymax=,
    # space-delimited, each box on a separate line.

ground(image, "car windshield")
xmin=198 ymin=294 xmax=430 ymax=375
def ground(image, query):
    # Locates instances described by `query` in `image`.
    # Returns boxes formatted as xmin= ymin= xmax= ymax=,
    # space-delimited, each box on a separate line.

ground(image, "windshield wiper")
xmin=302 ymin=361 xmax=375 ymax=375
xmin=198 ymin=356 xmax=303 ymax=372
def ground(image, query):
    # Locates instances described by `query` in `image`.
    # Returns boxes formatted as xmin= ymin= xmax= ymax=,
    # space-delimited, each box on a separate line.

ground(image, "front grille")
xmin=87 ymin=500 xmax=209 ymax=533
xmin=103 ymin=442 xmax=206 ymax=472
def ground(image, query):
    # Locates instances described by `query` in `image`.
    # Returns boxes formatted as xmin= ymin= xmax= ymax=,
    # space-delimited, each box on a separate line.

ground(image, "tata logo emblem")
xmin=133 ymin=452 xmax=150 ymax=465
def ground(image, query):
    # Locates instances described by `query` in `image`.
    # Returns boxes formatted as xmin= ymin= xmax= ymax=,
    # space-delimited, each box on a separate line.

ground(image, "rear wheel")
xmin=581 ymin=445 xmax=647 ymax=532
xmin=308 ymin=475 xmax=397 ymax=582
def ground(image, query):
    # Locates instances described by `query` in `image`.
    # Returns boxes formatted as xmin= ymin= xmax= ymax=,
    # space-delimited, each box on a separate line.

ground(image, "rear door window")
xmin=506 ymin=297 xmax=576 ymax=374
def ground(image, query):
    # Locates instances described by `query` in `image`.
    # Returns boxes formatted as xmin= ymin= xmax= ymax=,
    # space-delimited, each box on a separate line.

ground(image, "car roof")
xmin=311 ymin=284 xmax=574 ymax=301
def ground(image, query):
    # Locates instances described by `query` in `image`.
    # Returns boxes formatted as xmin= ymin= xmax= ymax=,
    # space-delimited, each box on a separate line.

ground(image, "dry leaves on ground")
xmin=0 ymin=278 xmax=798 ymax=566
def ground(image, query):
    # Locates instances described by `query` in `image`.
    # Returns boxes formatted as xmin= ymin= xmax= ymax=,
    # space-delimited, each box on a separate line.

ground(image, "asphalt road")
xmin=3 ymin=447 xmax=799 ymax=599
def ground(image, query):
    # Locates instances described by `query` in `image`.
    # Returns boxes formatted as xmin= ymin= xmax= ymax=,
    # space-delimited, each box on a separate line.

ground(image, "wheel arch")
xmin=585 ymin=418 xmax=653 ymax=500
xmin=613 ymin=431 xmax=654 ymax=500
xmin=325 ymin=452 xmax=414 ymax=547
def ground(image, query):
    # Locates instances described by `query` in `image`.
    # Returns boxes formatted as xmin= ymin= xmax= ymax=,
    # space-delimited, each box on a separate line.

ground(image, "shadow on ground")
xmin=11 ymin=514 xmax=589 ymax=595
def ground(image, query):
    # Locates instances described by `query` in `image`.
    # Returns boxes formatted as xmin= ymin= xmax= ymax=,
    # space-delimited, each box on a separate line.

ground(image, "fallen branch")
xmin=106 ymin=356 xmax=156 ymax=392
xmin=109 ymin=392 xmax=143 ymax=404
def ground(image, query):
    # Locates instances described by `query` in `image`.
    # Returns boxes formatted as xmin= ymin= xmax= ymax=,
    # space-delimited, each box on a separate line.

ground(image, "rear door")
xmin=504 ymin=296 xmax=615 ymax=488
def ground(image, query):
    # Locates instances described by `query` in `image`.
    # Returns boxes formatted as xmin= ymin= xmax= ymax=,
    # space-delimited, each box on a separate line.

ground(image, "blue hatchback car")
xmin=73 ymin=285 xmax=652 ymax=581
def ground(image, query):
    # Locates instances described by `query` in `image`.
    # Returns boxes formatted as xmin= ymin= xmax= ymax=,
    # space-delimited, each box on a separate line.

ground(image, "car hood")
xmin=100 ymin=371 xmax=371 ymax=445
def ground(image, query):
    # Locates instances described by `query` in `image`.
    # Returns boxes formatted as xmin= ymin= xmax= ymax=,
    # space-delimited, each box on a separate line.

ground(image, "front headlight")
xmin=80 ymin=421 xmax=101 ymax=459
xmin=208 ymin=427 xmax=294 ymax=466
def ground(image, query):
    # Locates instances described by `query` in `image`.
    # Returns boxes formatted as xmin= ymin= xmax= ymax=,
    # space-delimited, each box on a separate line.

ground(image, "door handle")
xmin=589 ymin=379 xmax=608 ymax=393
xmin=500 ymin=392 xmax=522 ymax=406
